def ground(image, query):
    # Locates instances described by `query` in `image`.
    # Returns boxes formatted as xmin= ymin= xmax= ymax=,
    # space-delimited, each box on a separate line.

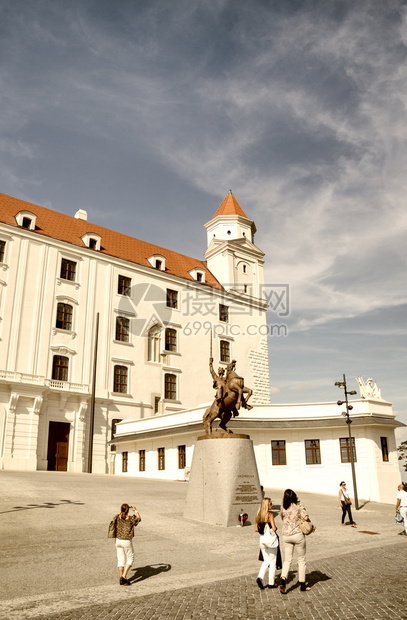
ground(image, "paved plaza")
xmin=0 ymin=471 xmax=405 ymax=619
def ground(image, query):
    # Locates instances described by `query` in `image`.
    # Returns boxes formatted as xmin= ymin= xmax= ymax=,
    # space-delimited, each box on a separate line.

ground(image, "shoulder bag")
xmin=260 ymin=522 xmax=278 ymax=548
xmin=297 ymin=510 xmax=316 ymax=536
xmin=108 ymin=515 xmax=118 ymax=539
xmin=342 ymin=492 xmax=352 ymax=506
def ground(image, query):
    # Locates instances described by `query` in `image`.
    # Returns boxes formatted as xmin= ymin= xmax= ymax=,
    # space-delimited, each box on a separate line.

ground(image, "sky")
xmin=0 ymin=0 xmax=406 ymax=442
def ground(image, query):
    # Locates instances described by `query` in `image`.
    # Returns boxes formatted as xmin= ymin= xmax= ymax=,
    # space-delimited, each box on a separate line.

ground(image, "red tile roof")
xmin=0 ymin=192 xmax=223 ymax=289
xmin=212 ymin=191 xmax=249 ymax=219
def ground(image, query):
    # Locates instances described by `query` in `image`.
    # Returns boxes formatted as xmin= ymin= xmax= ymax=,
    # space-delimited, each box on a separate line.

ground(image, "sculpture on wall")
xmin=356 ymin=376 xmax=382 ymax=400
xmin=203 ymin=357 xmax=253 ymax=435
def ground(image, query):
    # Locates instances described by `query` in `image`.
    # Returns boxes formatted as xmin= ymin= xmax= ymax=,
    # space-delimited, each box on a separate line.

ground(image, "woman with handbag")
xmin=339 ymin=481 xmax=356 ymax=527
xmin=279 ymin=489 xmax=311 ymax=593
xmin=113 ymin=503 xmax=141 ymax=585
xmin=255 ymin=497 xmax=279 ymax=589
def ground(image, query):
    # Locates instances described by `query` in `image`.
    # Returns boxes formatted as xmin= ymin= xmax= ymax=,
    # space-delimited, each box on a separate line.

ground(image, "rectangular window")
xmin=60 ymin=258 xmax=76 ymax=282
xmin=165 ymin=328 xmax=177 ymax=352
xmin=178 ymin=445 xmax=186 ymax=469
xmin=139 ymin=450 xmax=145 ymax=472
xmin=380 ymin=437 xmax=389 ymax=462
xmin=110 ymin=418 xmax=122 ymax=452
xmin=220 ymin=340 xmax=230 ymax=363
xmin=305 ymin=439 xmax=321 ymax=464
xmin=158 ymin=447 xmax=165 ymax=470
xmin=0 ymin=240 xmax=5 ymax=262
xmin=164 ymin=373 xmax=177 ymax=400
xmin=166 ymin=289 xmax=178 ymax=309
xmin=116 ymin=316 xmax=130 ymax=342
xmin=122 ymin=451 xmax=128 ymax=473
xmin=56 ymin=303 xmax=73 ymax=331
xmin=154 ymin=396 xmax=160 ymax=413
xmin=113 ymin=365 xmax=128 ymax=393
xmin=118 ymin=275 xmax=131 ymax=296
xmin=271 ymin=440 xmax=286 ymax=465
xmin=339 ymin=437 xmax=357 ymax=463
xmin=52 ymin=355 xmax=69 ymax=382
xmin=219 ymin=304 xmax=229 ymax=322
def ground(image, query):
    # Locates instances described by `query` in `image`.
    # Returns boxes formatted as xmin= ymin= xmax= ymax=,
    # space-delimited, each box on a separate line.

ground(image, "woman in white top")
xmin=339 ymin=481 xmax=356 ymax=527
xmin=255 ymin=497 xmax=279 ymax=589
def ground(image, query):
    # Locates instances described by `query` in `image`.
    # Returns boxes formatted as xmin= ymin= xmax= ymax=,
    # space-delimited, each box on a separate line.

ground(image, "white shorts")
xmin=116 ymin=538 xmax=134 ymax=567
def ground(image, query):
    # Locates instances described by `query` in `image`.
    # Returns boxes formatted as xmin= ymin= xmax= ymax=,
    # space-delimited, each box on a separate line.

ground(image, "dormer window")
xmin=81 ymin=233 xmax=101 ymax=251
xmin=148 ymin=254 xmax=166 ymax=271
xmin=15 ymin=210 xmax=37 ymax=231
xmin=188 ymin=268 xmax=206 ymax=283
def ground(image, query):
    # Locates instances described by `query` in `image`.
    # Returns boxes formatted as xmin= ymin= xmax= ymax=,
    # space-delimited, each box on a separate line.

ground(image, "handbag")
xmin=260 ymin=522 xmax=278 ymax=548
xmin=297 ymin=510 xmax=316 ymax=535
xmin=342 ymin=490 xmax=352 ymax=506
xmin=108 ymin=515 xmax=117 ymax=539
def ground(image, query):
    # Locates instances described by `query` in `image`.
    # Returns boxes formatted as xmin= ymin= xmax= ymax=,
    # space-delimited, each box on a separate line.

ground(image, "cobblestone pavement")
xmin=33 ymin=542 xmax=406 ymax=620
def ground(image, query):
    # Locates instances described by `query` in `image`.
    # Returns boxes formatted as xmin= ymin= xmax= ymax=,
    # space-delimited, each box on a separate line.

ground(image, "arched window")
xmin=116 ymin=316 xmax=130 ymax=342
xmin=56 ymin=303 xmax=73 ymax=331
xmin=148 ymin=325 xmax=161 ymax=362
xmin=164 ymin=373 xmax=177 ymax=400
xmin=165 ymin=328 xmax=177 ymax=352
xmin=52 ymin=356 xmax=69 ymax=382
xmin=113 ymin=365 xmax=128 ymax=393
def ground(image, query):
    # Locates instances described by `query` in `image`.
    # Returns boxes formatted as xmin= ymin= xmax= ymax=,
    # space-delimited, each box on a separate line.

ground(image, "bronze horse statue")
xmin=203 ymin=358 xmax=253 ymax=435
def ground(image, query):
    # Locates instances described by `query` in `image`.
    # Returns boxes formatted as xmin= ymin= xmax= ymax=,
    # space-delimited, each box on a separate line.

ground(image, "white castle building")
xmin=0 ymin=191 xmax=270 ymax=473
xmin=0 ymin=191 xmax=403 ymax=504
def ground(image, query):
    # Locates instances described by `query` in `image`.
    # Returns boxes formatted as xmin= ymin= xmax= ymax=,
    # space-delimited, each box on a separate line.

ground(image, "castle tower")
xmin=204 ymin=191 xmax=265 ymax=299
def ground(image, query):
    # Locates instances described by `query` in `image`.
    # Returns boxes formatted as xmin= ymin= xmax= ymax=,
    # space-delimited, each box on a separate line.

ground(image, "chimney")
xmin=74 ymin=209 xmax=88 ymax=221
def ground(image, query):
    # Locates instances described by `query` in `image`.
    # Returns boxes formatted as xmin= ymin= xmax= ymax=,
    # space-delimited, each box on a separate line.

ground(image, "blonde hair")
xmin=255 ymin=497 xmax=271 ymax=525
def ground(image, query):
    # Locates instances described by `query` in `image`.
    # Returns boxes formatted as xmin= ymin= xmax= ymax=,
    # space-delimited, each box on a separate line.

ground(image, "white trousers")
xmin=116 ymin=538 xmax=134 ymax=567
xmin=400 ymin=506 xmax=407 ymax=533
xmin=258 ymin=546 xmax=278 ymax=585
xmin=282 ymin=532 xmax=306 ymax=583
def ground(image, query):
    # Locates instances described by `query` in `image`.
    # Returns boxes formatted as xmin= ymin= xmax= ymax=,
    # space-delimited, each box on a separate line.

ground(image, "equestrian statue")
xmin=203 ymin=353 xmax=253 ymax=435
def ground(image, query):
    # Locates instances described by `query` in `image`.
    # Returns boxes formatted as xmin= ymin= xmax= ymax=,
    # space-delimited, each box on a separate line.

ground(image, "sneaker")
xmin=119 ymin=577 xmax=125 ymax=585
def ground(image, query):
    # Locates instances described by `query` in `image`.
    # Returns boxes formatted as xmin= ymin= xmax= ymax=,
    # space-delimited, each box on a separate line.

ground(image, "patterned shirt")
xmin=280 ymin=502 xmax=308 ymax=536
xmin=115 ymin=513 xmax=141 ymax=540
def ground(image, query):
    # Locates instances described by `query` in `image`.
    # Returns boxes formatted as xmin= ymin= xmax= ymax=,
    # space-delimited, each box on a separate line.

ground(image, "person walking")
xmin=112 ymin=503 xmax=141 ymax=585
xmin=279 ymin=489 xmax=310 ymax=593
xmin=396 ymin=483 xmax=407 ymax=536
xmin=339 ymin=481 xmax=356 ymax=527
xmin=255 ymin=497 xmax=279 ymax=589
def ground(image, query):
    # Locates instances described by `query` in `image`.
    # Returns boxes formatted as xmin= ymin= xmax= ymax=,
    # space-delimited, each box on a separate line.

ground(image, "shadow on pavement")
xmin=0 ymin=499 xmax=85 ymax=514
xmin=130 ymin=563 xmax=172 ymax=583
xmin=285 ymin=570 xmax=331 ymax=592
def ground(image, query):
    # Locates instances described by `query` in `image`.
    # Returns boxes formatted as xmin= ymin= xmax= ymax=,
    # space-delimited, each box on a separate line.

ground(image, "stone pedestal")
xmin=183 ymin=433 xmax=263 ymax=527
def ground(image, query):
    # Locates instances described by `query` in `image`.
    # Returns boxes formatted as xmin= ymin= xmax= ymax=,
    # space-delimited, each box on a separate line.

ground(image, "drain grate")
xmin=358 ymin=531 xmax=380 ymax=535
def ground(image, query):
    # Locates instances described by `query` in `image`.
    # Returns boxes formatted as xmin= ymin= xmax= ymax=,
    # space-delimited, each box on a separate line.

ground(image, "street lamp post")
xmin=335 ymin=373 xmax=359 ymax=510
